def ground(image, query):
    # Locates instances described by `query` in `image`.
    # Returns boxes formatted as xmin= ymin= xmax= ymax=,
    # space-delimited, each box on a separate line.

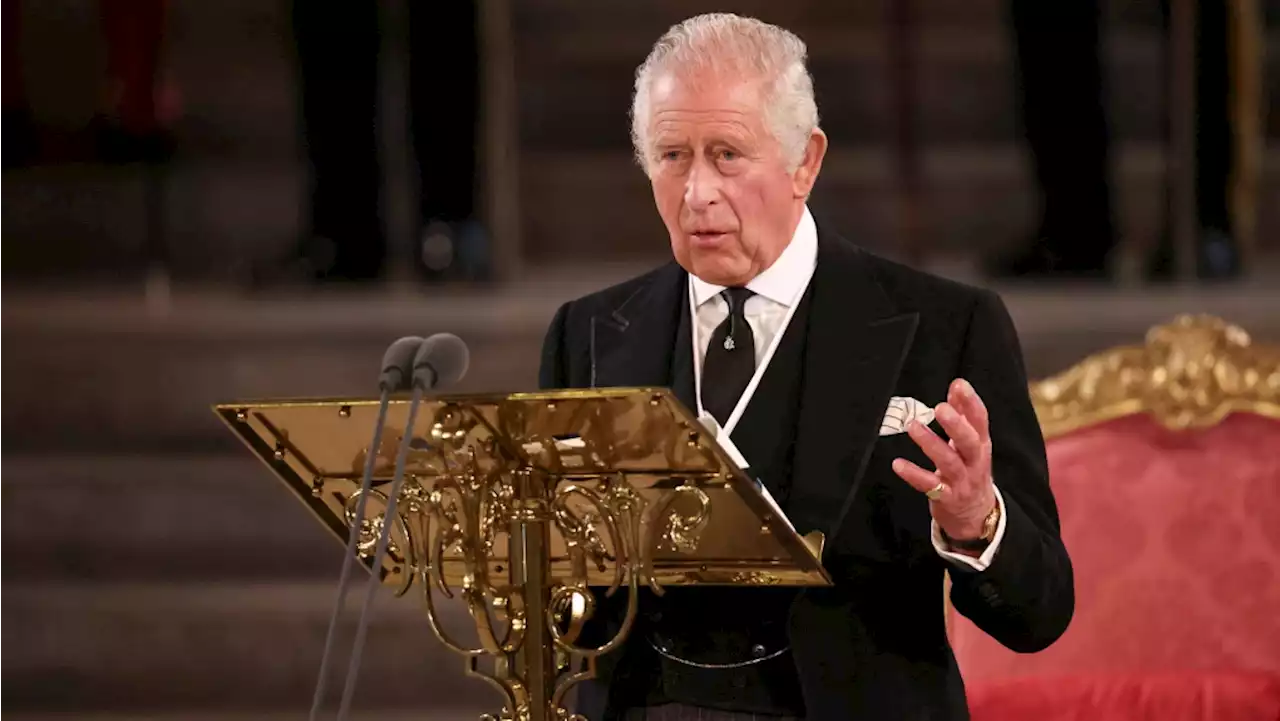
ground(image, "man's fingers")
xmin=892 ymin=458 xmax=944 ymax=495
xmin=906 ymin=420 xmax=966 ymax=480
xmin=935 ymin=402 xmax=983 ymax=464
xmin=949 ymin=378 xmax=990 ymax=443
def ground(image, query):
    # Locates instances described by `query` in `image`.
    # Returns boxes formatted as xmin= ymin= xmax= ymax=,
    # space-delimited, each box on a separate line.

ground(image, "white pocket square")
xmin=880 ymin=396 xmax=936 ymax=436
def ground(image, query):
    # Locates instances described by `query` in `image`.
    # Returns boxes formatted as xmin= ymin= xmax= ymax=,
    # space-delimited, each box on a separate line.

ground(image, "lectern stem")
xmin=510 ymin=480 xmax=555 ymax=721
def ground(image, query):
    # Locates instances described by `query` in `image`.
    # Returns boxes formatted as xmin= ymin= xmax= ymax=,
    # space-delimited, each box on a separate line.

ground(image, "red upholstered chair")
xmin=949 ymin=315 xmax=1280 ymax=721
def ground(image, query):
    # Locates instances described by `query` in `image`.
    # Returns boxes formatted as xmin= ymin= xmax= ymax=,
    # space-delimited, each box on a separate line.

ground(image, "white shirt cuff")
xmin=931 ymin=483 xmax=1008 ymax=572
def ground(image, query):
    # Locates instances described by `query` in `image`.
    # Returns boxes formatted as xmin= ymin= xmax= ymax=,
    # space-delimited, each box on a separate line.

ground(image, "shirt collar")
xmin=690 ymin=205 xmax=818 ymax=308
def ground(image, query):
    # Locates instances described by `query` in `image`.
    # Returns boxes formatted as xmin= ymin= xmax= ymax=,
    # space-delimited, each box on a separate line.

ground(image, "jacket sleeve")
xmin=538 ymin=301 xmax=572 ymax=390
xmin=946 ymin=289 xmax=1075 ymax=653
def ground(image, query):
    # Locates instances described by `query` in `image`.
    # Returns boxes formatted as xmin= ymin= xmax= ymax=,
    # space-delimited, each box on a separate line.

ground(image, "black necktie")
xmin=701 ymin=287 xmax=756 ymax=427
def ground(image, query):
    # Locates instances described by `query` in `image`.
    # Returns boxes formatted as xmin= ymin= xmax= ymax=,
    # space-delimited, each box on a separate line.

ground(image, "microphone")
xmin=334 ymin=333 xmax=471 ymax=721
xmin=379 ymin=335 xmax=427 ymax=392
xmin=309 ymin=335 xmax=422 ymax=721
xmin=412 ymin=331 xmax=470 ymax=391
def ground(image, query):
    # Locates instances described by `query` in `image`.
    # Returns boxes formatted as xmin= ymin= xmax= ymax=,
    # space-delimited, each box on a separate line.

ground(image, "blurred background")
xmin=3 ymin=0 xmax=1279 ymax=719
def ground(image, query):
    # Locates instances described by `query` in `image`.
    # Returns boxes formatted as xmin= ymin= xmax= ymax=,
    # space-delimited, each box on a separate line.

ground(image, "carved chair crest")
xmin=1031 ymin=314 xmax=1280 ymax=438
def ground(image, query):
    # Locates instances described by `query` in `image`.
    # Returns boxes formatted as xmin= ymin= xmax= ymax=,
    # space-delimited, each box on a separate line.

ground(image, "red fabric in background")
xmin=0 ymin=0 xmax=22 ymax=108
xmin=99 ymin=0 xmax=168 ymax=132
xmin=967 ymin=670 xmax=1280 ymax=721
xmin=951 ymin=413 xmax=1280 ymax=719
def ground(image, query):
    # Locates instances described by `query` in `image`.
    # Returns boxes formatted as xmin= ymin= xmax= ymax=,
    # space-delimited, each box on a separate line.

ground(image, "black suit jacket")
xmin=538 ymin=229 xmax=1074 ymax=720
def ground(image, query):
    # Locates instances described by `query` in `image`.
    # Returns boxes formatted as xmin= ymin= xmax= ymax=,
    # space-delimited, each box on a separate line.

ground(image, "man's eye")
xmin=718 ymin=149 xmax=739 ymax=161
xmin=660 ymin=150 xmax=682 ymax=161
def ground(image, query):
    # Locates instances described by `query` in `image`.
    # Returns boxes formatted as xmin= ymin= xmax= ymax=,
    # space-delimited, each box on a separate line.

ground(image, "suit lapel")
xmin=787 ymin=232 xmax=919 ymax=550
xmin=591 ymin=262 xmax=697 ymax=414
xmin=668 ymin=292 xmax=696 ymax=413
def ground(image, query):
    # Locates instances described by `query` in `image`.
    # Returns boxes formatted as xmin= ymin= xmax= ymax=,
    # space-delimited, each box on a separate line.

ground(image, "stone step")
xmin=0 ymin=270 xmax=623 ymax=452
xmin=2 ymin=581 xmax=505 ymax=714
xmin=0 ymin=262 xmax=658 ymax=451
xmin=0 ymin=162 xmax=301 ymax=281
xmin=4 ymin=277 xmax=1280 ymax=456
xmin=14 ymin=140 xmax=1278 ymax=278
xmin=2 ymin=455 xmax=359 ymax=583
xmin=6 ymin=714 xmax=459 ymax=721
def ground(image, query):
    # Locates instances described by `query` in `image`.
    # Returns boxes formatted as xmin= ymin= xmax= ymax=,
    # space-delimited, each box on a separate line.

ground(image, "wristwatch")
xmin=942 ymin=503 xmax=1001 ymax=552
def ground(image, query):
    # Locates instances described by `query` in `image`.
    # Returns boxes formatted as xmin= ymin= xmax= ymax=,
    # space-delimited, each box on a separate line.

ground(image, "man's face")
xmin=646 ymin=71 xmax=823 ymax=286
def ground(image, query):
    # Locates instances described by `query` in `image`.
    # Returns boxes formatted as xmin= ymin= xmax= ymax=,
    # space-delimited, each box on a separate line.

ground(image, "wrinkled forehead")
xmin=648 ymin=68 xmax=767 ymax=117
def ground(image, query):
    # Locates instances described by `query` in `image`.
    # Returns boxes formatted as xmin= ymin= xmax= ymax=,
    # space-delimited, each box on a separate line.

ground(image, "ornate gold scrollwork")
xmin=420 ymin=401 xmax=623 ymax=721
xmin=341 ymin=402 xmax=716 ymax=721
xmin=421 ymin=466 xmax=524 ymax=658
xmin=1031 ymin=314 xmax=1280 ymax=438
xmin=728 ymin=571 xmax=783 ymax=586
xmin=342 ymin=487 xmax=415 ymax=596
xmin=479 ymin=707 xmax=586 ymax=721
xmin=649 ymin=484 xmax=712 ymax=555
xmin=544 ymin=475 xmax=648 ymax=714
xmin=552 ymin=484 xmax=621 ymax=587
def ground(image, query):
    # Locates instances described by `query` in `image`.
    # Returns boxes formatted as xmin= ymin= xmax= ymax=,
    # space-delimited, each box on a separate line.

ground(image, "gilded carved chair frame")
xmin=1030 ymin=314 xmax=1280 ymax=440
xmin=945 ymin=314 xmax=1280 ymax=640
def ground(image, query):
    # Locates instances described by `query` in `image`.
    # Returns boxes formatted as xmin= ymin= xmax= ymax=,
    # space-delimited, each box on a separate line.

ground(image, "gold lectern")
xmin=215 ymin=387 xmax=831 ymax=721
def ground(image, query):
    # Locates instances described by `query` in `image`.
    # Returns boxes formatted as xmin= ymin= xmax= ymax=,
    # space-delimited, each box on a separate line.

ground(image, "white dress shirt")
xmin=687 ymin=204 xmax=1006 ymax=571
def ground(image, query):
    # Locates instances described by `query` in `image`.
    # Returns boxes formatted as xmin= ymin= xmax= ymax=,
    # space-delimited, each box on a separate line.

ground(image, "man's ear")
xmin=792 ymin=128 xmax=828 ymax=198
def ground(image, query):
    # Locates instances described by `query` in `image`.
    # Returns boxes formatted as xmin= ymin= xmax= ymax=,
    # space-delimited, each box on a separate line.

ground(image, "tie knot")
xmin=723 ymin=287 xmax=754 ymax=315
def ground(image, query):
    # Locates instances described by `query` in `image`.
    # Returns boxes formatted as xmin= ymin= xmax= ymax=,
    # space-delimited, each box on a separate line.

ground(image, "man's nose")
xmin=683 ymin=160 xmax=721 ymax=210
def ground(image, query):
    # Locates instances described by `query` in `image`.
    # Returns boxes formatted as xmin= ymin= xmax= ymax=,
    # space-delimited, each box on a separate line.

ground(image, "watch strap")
xmin=941 ymin=503 xmax=1000 ymax=552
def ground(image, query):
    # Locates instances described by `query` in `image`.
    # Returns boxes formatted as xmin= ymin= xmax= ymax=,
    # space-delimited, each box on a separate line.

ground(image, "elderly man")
xmin=539 ymin=13 xmax=1073 ymax=721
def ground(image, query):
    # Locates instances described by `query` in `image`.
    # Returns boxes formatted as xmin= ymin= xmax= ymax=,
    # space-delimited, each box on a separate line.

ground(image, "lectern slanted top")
xmin=214 ymin=387 xmax=830 ymax=721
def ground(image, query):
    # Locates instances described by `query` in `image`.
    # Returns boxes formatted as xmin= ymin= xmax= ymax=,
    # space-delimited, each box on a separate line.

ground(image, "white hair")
xmin=630 ymin=13 xmax=820 ymax=176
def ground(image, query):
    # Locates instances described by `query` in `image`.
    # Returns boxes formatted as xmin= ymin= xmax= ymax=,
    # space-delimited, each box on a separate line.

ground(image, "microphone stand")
xmin=307 ymin=384 xmax=394 ymax=721
xmin=309 ymin=338 xmax=421 ymax=721
xmin=333 ymin=358 xmax=433 ymax=720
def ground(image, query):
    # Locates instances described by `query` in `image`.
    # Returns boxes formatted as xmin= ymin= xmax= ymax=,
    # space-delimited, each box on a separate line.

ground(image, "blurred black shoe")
xmin=246 ymin=235 xmax=383 ymax=290
xmin=1145 ymin=228 xmax=1241 ymax=283
xmin=91 ymin=115 xmax=174 ymax=165
xmin=984 ymin=240 xmax=1110 ymax=282
xmin=2 ymin=107 xmax=39 ymax=168
xmin=1199 ymin=229 xmax=1242 ymax=281
xmin=417 ymin=219 xmax=493 ymax=283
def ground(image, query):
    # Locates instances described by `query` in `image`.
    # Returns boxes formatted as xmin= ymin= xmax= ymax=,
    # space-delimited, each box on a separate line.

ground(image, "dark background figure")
xmin=1150 ymin=0 xmax=1241 ymax=280
xmin=3 ymin=0 xmax=173 ymax=168
xmin=994 ymin=0 xmax=1240 ymax=281
xmin=3 ymin=0 xmax=37 ymax=167
xmin=95 ymin=0 xmax=173 ymax=164
xmin=279 ymin=0 xmax=488 ymax=285
xmin=990 ymin=0 xmax=1116 ymax=280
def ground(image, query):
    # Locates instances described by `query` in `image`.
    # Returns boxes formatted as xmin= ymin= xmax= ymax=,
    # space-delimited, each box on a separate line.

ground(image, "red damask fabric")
xmin=951 ymin=413 xmax=1280 ymax=720
xmin=966 ymin=670 xmax=1280 ymax=721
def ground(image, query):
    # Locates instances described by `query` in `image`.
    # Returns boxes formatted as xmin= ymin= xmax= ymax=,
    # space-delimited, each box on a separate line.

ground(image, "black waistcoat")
xmin=609 ymin=284 xmax=816 ymax=717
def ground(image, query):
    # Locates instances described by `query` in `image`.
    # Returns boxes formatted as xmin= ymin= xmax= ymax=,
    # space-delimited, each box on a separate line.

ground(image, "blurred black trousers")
xmin=1009 ymin=0 xmax=1233 ymax=268
xmin=619 ymin=705 xmax=801 ymax=721
xmin=1180 ymin=0 xmax=1233 ymax=239
xmin=292 ymin=0 xmax=479 ymax=278
xmin=1009 ymin=0 xmax=1114 ymax=270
